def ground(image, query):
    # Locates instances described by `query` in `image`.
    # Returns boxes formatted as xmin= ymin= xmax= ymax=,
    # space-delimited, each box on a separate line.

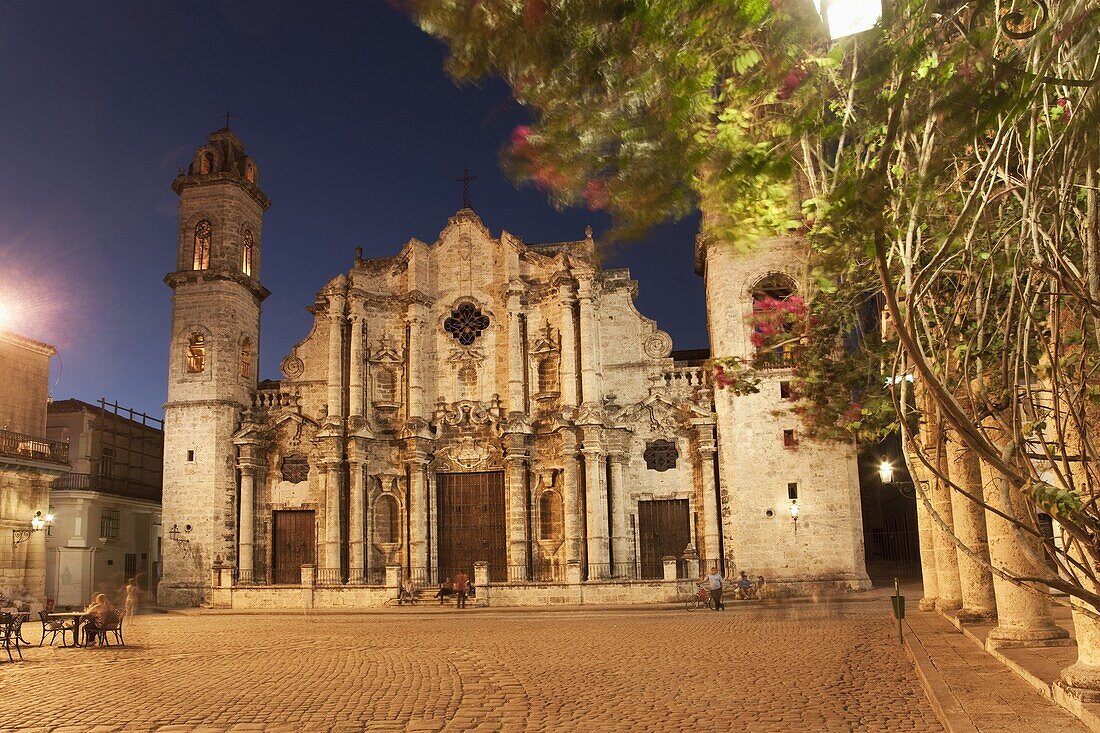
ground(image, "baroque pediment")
xmin=433 ymin=435 xmax=503 ymax=472
xmin=611 ymin=394 xmax=709 ymax=434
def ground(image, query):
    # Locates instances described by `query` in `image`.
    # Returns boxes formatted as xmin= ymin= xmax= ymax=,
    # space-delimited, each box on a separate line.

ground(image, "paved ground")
xmin=1 ymin=602 xmax=942 ymax=732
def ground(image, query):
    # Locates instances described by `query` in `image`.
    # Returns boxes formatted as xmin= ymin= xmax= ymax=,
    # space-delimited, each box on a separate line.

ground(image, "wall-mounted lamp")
xmin=168 ymin=523 xmax=192 ymax=545
xmin=878 ymin=461 xmax=894 ymax=485
xmin=789 ymin=499 xmax=800 ymax=531
xmin=13 ymin=510 xmax=53 ymax=547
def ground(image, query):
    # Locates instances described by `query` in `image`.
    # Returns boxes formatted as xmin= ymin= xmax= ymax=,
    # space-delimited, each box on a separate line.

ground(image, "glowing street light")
xmin=817 ymin=0 xmax=882 ymax=40
xmin=879 ymin=460 xmax=894 ymax=485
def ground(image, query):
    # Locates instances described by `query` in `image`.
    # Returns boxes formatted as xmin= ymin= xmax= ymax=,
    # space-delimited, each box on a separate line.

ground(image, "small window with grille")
xmin=644 ymin=440 xmax=678 ymax=472
xmin=281 ymin=454 xmax=309 ymax=484
xmin=100 ymin=510 xmax=120 ymax=540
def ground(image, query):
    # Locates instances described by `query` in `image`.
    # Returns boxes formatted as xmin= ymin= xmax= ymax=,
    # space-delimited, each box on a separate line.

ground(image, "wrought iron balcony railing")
xmin=0 ymin=428 xmax=69 ymax=465
xmin=51 ymin=472 xmax=160 ymax=502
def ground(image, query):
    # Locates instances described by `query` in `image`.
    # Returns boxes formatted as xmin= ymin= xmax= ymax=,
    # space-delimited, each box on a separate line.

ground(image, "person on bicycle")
xmin=704 ymin=566 xmax=724 ymax=611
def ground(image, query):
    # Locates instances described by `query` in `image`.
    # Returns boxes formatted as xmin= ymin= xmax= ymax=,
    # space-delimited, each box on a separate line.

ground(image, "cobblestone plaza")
xmin=1 ymin=602 xmax=942 ymax=732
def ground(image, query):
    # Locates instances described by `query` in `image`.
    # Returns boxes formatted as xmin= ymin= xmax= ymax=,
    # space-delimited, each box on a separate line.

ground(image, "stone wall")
xmin=0 ymin=331 xmax=54 ymax=435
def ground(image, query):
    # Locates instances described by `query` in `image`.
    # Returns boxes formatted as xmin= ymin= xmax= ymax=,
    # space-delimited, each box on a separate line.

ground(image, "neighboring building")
xmin=44 ymin=399 xmax=163 ymax=606
xmin=0 ymin=330 xmax=69 ymax=601
xmin=158 ymin=126 xmax=870 ymax=607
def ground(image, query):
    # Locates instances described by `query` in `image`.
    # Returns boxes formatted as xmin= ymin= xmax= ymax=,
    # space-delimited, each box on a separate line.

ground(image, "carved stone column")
xmin=607 ymin=450 xmax=630 ymax=571
xmin=327 ymin=289 xmax=346 ymax=421
xmin=944 ymin=425 xmax=997 ymax=621
xmin=916 ymin=395 xmax=962 ymax=611
xmin=506 ymin=286 xmax=525 ymax=414
xmin=349 ymin=313 xmax=365 ymax=419
xmin=558 ymin=281 xmax=579 ymax=407
xmin=694 ymin=420 xmax=721 ymax=565
xmin=909 ymin=453 xmax=940 ymax=610
xmin=323 ymin=460 xmax=342 ymax=572
xmin=348 ymin=440 xmax=367 ymax=582
xmin=503 ymin=432 xmax=531 ymax=577
xmin=576 ymin=279 xmax=602 ymax=405
xmin=558 ymin=429 xmax=583 ymax=564
xmin=406 ymin=446 xmax=429 ymax=572
xmin=980 ymin=415 xmax=1070 ymax=647
xmin=581 ymin=442 xmax=610 ymax=576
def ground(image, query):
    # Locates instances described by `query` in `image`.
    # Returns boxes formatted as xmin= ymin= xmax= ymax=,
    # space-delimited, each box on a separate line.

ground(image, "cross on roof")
xmin=223 ymin=108 xmax=235 ymax=129
xmin=454 ymin=168 xmax=478 ymax=209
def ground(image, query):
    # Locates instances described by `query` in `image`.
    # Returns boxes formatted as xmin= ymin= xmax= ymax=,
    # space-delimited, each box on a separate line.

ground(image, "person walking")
xmin=454 ymin=570 xmax=469 ymax=609
xmin=704 ymin=567 xmax=725 ymax=611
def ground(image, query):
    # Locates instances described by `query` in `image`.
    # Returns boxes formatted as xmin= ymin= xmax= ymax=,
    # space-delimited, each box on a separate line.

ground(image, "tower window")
xmin=644 ymin=440 xmax=678 ymax=472
xmin=186 ymin=450 xmax=194 ymax=462
xmin=239 ymin=338 xmax=253 ymax=379
xmin=780 ymin=381 xmax=792 ymax=399
xmin=788 ymin=482 xmax=799 ymax=500
xmin=193 ymin=220 xmax=212 ymax=270
xmin=242 ymin=230 xmax=254 ymax=276
xmin=186 ymin=333 xmax=206 ymax=373
xmin=783 ymin=429 xmax=798 ymax=448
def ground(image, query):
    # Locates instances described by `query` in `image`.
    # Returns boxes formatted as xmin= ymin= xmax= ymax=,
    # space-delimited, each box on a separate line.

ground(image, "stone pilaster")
xmin=323 ymin=459 xmax=342 ymax=572
xmin=406 ymin=445 xmax=430 ymax=571
xmin=506 ymin=286 xmax=526 ymax=413
xmin=694 ymin=420 xmax=721 ymax=564
xmin=910 ymin=452 xmax=940 ymax=610
xmin=979 ymin=415 xmax=1069 ymax=647
xmin=581 ymin=443 xmax=610 ymax=576
xmin=503 ymin=428 xmax=532 ymax=577
xmin=558 ymin=429 xmax=583 ymax=565
xmin=326 ymin=289 xmax=346 ymax=421
xmin=920 ymin=414 xmax=962 ymax=612
xmin=348 ymin=440 xmax=367 ymax=582
xmin=238 ymin=464 xmax=256 ymax=579
xmin=406 ymin=307 xmax=427 ymax=419
xmin=349 ymin=312 xmax=365 ymax=419
xmin=607 ymin=451 xmax=630 ymax=570
xmin=557 ymin=282 xmax=579 ymax=407
xmin=944 ymin=425 xmax=997 ymax=622
xmin=576 ymin=278 xmax=601 ymax=405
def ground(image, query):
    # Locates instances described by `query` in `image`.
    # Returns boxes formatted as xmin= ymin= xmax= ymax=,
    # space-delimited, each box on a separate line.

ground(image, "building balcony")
xmin=51 ymin=472 xmax=161 ymax=503
xmin=0 ymin=427 xmax=70 ymax=465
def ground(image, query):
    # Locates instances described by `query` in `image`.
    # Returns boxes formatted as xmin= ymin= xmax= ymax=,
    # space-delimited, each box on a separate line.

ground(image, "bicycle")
xmin=686 ymin=586 xmax=713 ymax=611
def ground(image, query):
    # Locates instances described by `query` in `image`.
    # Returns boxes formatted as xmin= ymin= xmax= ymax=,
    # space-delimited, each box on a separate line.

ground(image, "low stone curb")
xmin=897 ymin=616 xmax=979 ymax=733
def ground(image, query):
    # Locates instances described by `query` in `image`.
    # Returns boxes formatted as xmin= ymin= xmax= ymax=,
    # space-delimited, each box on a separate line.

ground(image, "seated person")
xmin=82 ymin=593 xmax=113 ymax=646
xmin=466 ymin=579 xmax=475 ymax=598
xmin=756 ymin=575 xmax=766 ymax=599
xmin=398 ymin=577 xmax=416 ymax=605
xmin=735 ymin=571 xmax=755 ymax=600
xmin=435 ymin=578 xmax=455 ymax=604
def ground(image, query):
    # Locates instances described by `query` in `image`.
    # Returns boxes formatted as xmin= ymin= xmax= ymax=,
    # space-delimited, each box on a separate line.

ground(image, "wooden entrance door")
xmin=437 ymin=471 xmax=506 ymax=582
xmin=272 ymin=510 xmax=315 ymax=584
xmin=638 ymin=499 xmax=690 ymax=579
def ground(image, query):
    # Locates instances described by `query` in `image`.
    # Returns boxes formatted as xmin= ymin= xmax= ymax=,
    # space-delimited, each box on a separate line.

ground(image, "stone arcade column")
xmin=558 ymin=429 xmax=584 ymax=565
xmin=916 ymin=397 xmax=962 ymax=611
xmin=348 ymin=441 xmax=367 ymax=582
xmin=694 ymin=421 xmax=721 ymax=565
xmin=558 ymin=282 xmax=579 ymax=406
xmin=407 ymin=446 xmax=430 ymax=572
xmin=503 ymin=433 xmax=531 ymax=578
xmin=979 ymin=415 xmax=1069 ymax=647
xmin=349 ymin=313 xmax=366 ymax=420
xmin=327 ymin=290 xmax=346 ymax=421
xmin=323 ymin=459 xmax=342 ymax=572
xmin=581 ymin=443 xmax=610 ymax=576
xmin=576 ymin=279 xmax=602 ymax=404
xmin=910 ymin=454 xmax=940 ymax=610
xmin=944 ymin=425 xmax=998 ymax=621
xmin=237 ymin=463 xmax=257 ymax=580
xmin=607 ymin=451 xmax=630 ymax=571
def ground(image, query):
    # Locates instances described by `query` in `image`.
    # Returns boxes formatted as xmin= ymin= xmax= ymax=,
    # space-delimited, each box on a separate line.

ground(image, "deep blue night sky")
xmin=0 ymin=1 xmax=704 ymax=418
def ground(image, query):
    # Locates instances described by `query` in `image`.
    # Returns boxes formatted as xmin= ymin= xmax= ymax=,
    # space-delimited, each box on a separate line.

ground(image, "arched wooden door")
xmin=436 ymin=471 xmax=506 ymax=582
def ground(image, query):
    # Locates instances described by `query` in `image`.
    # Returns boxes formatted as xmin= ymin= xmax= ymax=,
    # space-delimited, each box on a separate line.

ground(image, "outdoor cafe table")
xmin=46 ymin=612 xmax=86 ymax=647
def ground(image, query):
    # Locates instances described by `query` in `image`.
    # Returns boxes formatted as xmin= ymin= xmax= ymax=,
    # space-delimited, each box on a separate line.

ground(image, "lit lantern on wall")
xmin=878 ymin=461 xmax=894 ymax=485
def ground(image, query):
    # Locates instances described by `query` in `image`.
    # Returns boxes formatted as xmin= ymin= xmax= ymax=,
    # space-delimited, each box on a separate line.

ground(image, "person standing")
xmin=704 ymin=567 xmax=725 ymax=611
xmin=454 ymin=570 xmax=469 ymax=609
xmin=123 ymin=579 xmax=139 ymax=618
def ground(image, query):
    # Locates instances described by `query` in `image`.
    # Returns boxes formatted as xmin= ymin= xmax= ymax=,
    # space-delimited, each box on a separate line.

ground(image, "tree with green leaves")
xmin=415 ymin=0 xmax=1100 ymax=641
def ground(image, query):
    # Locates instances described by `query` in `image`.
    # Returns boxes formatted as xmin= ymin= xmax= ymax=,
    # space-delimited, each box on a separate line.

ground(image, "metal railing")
xmin=863 ymin=529 xmax=920 ymax=565
xmin=0 ymin=428 xmax=69 ymax=465
xmin=344 ymin=568 xmax=386 ymax=586
xmin=52 ymin=472 xmax=160 ymax=501
xmin=584 ymin=563 xmax=643 ymax=581
xmin=235 ymin=568 xmax=267 ymax=586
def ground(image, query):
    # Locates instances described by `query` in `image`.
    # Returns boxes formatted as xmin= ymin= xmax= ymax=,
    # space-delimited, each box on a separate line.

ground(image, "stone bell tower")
xmin=158 ymin=125 xmax=270 ymax=607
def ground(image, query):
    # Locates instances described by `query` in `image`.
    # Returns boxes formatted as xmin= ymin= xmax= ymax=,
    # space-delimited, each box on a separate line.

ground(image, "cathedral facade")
xmin=158 ymin=128 xmax=870 ymax=607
